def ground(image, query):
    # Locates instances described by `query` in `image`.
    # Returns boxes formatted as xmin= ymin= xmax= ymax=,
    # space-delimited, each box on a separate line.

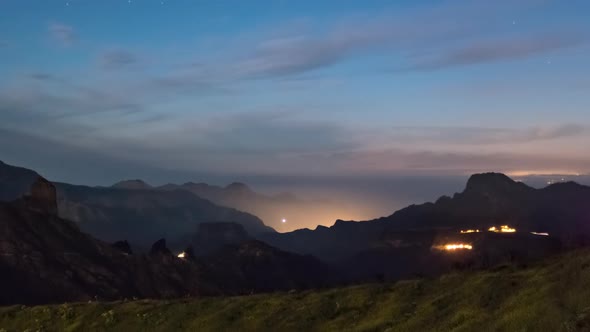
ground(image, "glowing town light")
xmin=531 ymin=232 xmax=549 ymax=236
xmin=460 ymin=229 xmax=481 ymax=234
xmin=443 ymin=243 xmax=473 ymax=251
xmin=488 ymin=225 xmax=516 ymax=233
xmin=500 ymin=225 xmax=516 ymax=233
xmin=177 ymin=252 xmax=186 ymax=258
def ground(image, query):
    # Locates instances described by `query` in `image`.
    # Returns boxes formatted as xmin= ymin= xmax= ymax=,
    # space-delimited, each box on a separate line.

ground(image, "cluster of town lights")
xmin=459 ymin=225 xmax=517 ymax=234
xmin=458 ymin=225 xmax=549 ymax=237
xmin=488 ymin=225 xmax=516 ymax=233
xmin=459 ymin=225 xmax=549 ymax=236
xmin=444 ymin=225 xmax=550 ymax=252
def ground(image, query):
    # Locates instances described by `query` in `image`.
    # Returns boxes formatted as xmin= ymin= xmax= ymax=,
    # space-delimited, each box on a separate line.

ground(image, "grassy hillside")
xmin=2 ymin=250 xmax=590 ymax=332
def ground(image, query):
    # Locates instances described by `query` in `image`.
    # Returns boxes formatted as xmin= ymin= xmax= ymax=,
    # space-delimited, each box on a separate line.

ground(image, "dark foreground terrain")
xmin=2 ymin=249 xmax=590 ymax=332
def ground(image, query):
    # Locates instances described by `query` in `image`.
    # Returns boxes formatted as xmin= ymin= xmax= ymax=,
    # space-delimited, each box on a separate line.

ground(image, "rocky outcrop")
xmin=0 ymin=195 xmax=331 ymax=305
xmin=0 ymin=198 xmax=203 ymax=305
xmin=0 ymin=160 xmax=40 ymax=201
xmin=150 ymin=238 xmax=172 ymax=256
xmin=464 ymin=172 xmax=533 ymax=197
xmin=0 ymin=161 xmax=275 ymax=248
xmin=25 ymin=177 xmax=58 ymax=215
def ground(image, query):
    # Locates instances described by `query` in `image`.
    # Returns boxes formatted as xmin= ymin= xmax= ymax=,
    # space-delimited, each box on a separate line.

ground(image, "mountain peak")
xmin=112 ymin=179 xmax=152 ymax=190
xmin=150 ymin=238 xmax=172 ymax=256
xmin=182 ymin=182 xmax=212 ymax=189
xmin=225 ymin=182 xmax=252 ymax=193
xmin=464 ymin=172 xmax=528 ymax=195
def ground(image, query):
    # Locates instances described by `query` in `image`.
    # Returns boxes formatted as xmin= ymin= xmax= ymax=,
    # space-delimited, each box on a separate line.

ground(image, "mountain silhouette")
xmin=0 ymin=161 xmax=585 ymax=296
xmin=156 ymin=178 xmax=355 ymax=231
xmin=260 ymin=172 xmax=587 ymax=261
xmin=111 ymin=179 xmax=153 ymax=190
xmin=0 ymin=177 xmax=205 ymax=305
xmin=0 ymin=176 xmax=330 ymax=305
xmin=0 ymin=161 xmax=275 ymax=249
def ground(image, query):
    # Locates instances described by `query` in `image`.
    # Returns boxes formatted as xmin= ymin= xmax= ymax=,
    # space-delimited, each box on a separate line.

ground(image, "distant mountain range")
xmin=0 ymin=160 xmax=274 ymax=249
xmin=115 ymin=178 xmax=350 ymax=232
xmin=2 ymin=160 xmax=589 ymax=304
xmin=0 ymin=176 xmax=331 ymax=305
xmin=258 ymin=173 xmax=588 ymax=263
xmin=0 ymin=177 xmax=203 ymax=304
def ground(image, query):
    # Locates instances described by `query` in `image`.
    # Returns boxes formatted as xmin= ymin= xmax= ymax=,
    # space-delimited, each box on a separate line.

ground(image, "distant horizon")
xmin=3 ymin=158 xmax=589 ymax=232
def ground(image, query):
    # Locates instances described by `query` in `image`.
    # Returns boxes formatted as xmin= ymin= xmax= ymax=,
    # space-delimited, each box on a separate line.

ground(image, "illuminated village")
xmin=438 ymin=225 xmax=550 ymax=252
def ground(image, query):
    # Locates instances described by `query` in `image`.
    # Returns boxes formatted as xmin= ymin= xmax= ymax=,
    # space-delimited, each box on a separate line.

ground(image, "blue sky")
xmin=1 ymin=0 xmax=590 ymax=186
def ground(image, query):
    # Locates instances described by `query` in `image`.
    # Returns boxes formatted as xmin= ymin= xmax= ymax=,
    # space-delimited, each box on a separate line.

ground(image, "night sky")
xmin=1 ymin=1 xmax=589 ymax=230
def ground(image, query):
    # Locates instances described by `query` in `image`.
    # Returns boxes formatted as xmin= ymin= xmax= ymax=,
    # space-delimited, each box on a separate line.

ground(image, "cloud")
xmin=144 ymin=0 xmax=584 ymax=88
xmin=233 ymin=35 xmax=359 ymax=79
xmin=188 ymin=110 xmax=358 ymax=154
xmin=520 ymin=124 xmax=587 ymax=141
xmin=0 ymin=128 xmax=195 ymax=186
xmin=1 ymin=95 xmax=589 ymax=180
xmin=2 ymin=0 xmax=589 ymax=183
xmin=407 ymin=34 xmax=586 ymax=71
xmin=373 ymin=124 xmax=589 ymax=146
xmin=292 ymin=148 xmax=590 ymax=176
xmin=0 ymin=79 xmax=145 ymax=132
xmin=48 ymin=22 xmax=76 ymax=46
xmin=99 ymin=50 xmax=140 ymax=69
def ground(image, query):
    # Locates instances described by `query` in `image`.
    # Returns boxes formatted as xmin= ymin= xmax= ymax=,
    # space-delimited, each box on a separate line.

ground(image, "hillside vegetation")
xmin=2 ymin=250 xmax=590 ymax=332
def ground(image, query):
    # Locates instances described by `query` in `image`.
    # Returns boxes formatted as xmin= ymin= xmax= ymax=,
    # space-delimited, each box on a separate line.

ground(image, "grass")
xmin=3 ymin=250 xmax=590 ymax=332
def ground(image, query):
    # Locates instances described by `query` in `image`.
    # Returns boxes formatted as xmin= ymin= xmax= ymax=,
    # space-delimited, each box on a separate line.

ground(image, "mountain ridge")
xmin=111 ymin=179 xmax=153 ymax=190
xmin=0 ymin=177 xmax=331 ymax=305
xmin=0 ymin=161 xmax=276 ymax=249
xmin=260 ymin=172 xmax=589 ymax=262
